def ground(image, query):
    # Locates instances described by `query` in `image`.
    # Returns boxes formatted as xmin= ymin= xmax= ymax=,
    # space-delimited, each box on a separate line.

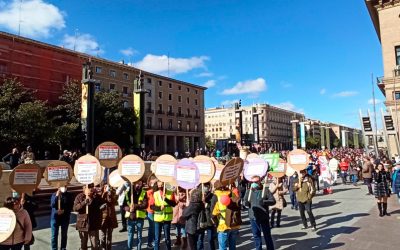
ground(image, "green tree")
xmin=205 ymin=136 xmax=215 ymax=150
xmin=333 ymin=138 xmax=341 ymax=148
xmin=94 ymin=91 xmax=137 ymax=151
xmin=306 ymin=136 xmax=320 ymax=149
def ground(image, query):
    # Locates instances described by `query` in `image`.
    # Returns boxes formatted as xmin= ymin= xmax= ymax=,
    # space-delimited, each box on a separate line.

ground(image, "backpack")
xmin=197 ymin=209 xmax=208 ymax=230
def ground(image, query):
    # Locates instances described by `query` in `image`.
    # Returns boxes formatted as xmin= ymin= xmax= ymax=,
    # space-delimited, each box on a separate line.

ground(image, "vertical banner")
xmin=81 ymin=83 xmax=88 ymax=137
xmin=292 ymin=121 xmax=298 ymax=149
xmin=354 ymin=132 xmax=359 ymax=149
xmin=235 ymin=111 xmax=243 ymax=144
xmin=253 ymin=114 xmax=259 ymax=143
xmin=320 ymin=127 xmax=325 ymax=149
xmin=326 ymin=127 xmax=331 ymax=149
xmin=133 ymin=92 xmax=141 ymax=148
xmin=341 ymin=130 xmax=347 ymax=147
xmin=300 ymin=122 xmax=306 ymax=149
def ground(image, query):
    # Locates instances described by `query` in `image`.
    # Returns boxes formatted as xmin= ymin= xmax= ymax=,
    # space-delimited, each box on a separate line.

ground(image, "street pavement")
xmin=33 ymin=181 xmax=400 ymax=250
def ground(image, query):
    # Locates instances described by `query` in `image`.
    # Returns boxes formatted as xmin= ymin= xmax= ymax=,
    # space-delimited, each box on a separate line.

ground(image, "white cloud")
xmin=222 ymin=78 xmax=267 ymax=95
xmin=0 ymin=0 xmax=65 ymax=38
xmin=203 ymin=80 xmax=216 ymax=88
xmin=134 ymin=54 xmax=209 ymax=76
xmin=320 ymin=88 xmax=326 ymax=95
xmin=332 ymin=91 xmax=358 ymax=97
xmin=368 ymin=98 xmax=383 ymax=105
xmin=120 ymin=47 xmax=138 ymax=57
xmin=280 ymin=81 xmax=292 ymax=88
xmin=62 ymin=33 xmax=103 ymax=55
xmin=221 ymin=99 xmax=239 ymax=106
xmin=273 ymin=102 xmax=304 ymax=114
xmin=196 ymin=72 xmax=214 ymax=78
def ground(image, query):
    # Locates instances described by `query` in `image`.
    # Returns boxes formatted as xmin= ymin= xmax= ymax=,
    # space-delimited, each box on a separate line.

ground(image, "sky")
xmin=0 ymin=0 xmax=385 ymax=129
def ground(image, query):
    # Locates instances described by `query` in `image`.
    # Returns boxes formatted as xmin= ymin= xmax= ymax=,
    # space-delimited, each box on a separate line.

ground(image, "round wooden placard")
xmin=154 ymin=154 xmax=177 ymax=183
xmin=193 ymin=155 xmax=216 ymax=184
xmin=0 ymin=208 xmax=16 ymax=243
xmin=287 ymin=149 xmax=310 ymax=171
xmin=9 ymin=164 xmax=42 ymax=194
xmin=44 ymin=161 xmax=73 ymax=188
xmin=219 ymin=158 xmax=244 ymax=186
xmin=74 ymin=154 xmax=102 ymax=186
xmin=118 ymin=154 xmax=145 ymax=183
xmin=95 ymin=141 xmax=122 ymax=168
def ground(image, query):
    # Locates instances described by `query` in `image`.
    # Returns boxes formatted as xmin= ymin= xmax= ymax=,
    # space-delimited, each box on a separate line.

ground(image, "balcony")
xmin=194 ymin=115 xmax=200 ymax=119
xmin=146 ymin=109 xmax=154 ymax=114
xmin=157 ymin=110 xmax=165 ymax=115
xmin=186 ymin=114 xmax=193 ymax=118
xmin=176 ymin=113 xmax=185 ymax=117
xmin=167 ymin=111 xmax=175 ymax=116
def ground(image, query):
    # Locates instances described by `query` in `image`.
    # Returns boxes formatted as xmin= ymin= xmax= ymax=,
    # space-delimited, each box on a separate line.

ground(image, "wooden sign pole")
xmin=130 ymin=182 xmax=134 ymax=211
xmin=261 ymin=177 xmax=268 ymax=198
xmin=86 ymin=184 xmax=89 ymax=214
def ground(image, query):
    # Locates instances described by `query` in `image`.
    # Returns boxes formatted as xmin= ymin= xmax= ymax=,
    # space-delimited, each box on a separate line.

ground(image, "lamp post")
xmin=134 ymin=71 xmax=149 ymax=150
xmin=394 ymin=68 xmax=400 ymax=141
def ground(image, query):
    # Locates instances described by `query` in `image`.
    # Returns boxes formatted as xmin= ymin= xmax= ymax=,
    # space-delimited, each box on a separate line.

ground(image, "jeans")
xmin=176 ymin=224 xmax=186 ymax=237
xmin=270 ymin=209 xmax=281 ymax=227
xmin=127 ymin=219 xmax=144 ymax=250
xmin=78 ymin=230 xmax=99 ymax=250
xmin=0 ymin=243 xmax=24 ymax=250
xmin=340 ymin=171 xmax=348 ymax=184
xmin=154 ymin=221 xmax=172 ymax=250
xmin=197 ymin=228 xmax=216 ymax=250
xmin=249 ymin=219 xmax=274 ymax=250
xmin=120 ymin=206 xmax=127 ymax=229
xmin=350 ymin=174 xmax=358 ymax=184
xmin=187 ymin=233 xmax=197 ymax=250
xmin=289 ymin=192 xmax=298 ymax=208
xmin=217 ymin=229 xmax=239 ymax=250
xmin=51 ymin=219 xmax=69 ymax=250
xmin=298 ymin=201 xmax=316 ymax=228
xmin=100 ymin=228 xmax=113 ymax=250
xmin=147 ymin=213 xmax=155 ymax=245
xmin=364 ymin=178 xmax=373 ymax=194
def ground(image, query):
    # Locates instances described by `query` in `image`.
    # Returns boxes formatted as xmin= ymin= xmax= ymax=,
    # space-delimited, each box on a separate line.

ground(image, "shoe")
xmin=147 ymin=243 xmax=154 ymax=249
xmin=312 ymin=226 xmax=317 ymax=232
xmin=366 ymin=193 xmax=372 ymax=195
xmin=173 ymin=236 xmax=181 ymax=246
xmin=276 ymin=224 xmax=281 ymax=228
xmin=301 ymin=226 xmax=308 ymax=230
xmin=119 ymin=228 xmax=127 ymax=233
xmin=291 ymin=206 xmax=294 ymax=210
xmin=295 ymin=207 xmax=298 ymax=210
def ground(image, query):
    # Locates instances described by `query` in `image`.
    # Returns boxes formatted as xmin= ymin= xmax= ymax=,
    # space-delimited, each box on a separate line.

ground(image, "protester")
xmin=213 ymin=181 xmax=241 ymax=250
xmin=73 ymin=184 xmax=103 ymax=250
xmin=50 ymin=186 xmax=73 ymax=250
xmin=182 ymin=189 xmax=205 ymax=250
xmin=151 ymin=181 xmax=176 ymax=250
xmin=293 ymin=169 xmax=317 ymax=231
xmin=197 ymin=182 xmax=217 ymax=250
xmin=124 ymin=180 xmax=148 ymax=250
xmin=21 ymin=146 xmax=35 ymax=164
xmin=362 ymin=156 xmax=375 ymax=195
xmin=100 ymin=183 xmax=118 ymax=250
xmin=349 ymin=159 xmax=360 ymax=186
xmin=146 ymin=176 xmax=157 ymax=249
xmin=21 ymin=193 xmax=37 ymax=250
xmin=2 ymin=148 xmax=20 ymax=169
xmin=392 ymin=164 xmax=400 ymax=204
xmin=339 ymin=158 xmax=349 ymax=185
xmin=172 ymin=187 xmax=187 ymax=248
xmin=328 ymin=157 xmax=339 ymax=185
xmin=0 ymin=197 xmax=32 ymax=250
xmin=244 ymin=176 xmax=275 ymax=250
xmin=373 ymin=163 xmax=392 ymax=217
xmin=116 ymin=181 xmax=130 ymax=232
xmin=269 ymin=177 xmax=288 ymax=228
xmin=288 ymin=172 xmax=299 ymax=210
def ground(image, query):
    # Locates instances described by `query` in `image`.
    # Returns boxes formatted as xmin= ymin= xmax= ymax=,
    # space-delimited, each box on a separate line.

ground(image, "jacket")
xmin=392 ymin=168 xmax=400 ymax=194
xmin=362 ymin=161 xmax=374 ymax=179
xmin=244 ymin=185 xmax=275 ymax=223
xmin=1 ymin=208 xmax=32 ymax=246
xmin=269 ymin=182 xmax=288 ymax=210
xmin=101 ymin=190 xmax=118 ymax=229
xmin=212 ymin=190 xmax=241 ymax=232
xmin=182 ymin=201 xmax=204 ymax=235
xmin=293 ymin=175 xmax=315 ymax=203
xmin=339 ymin=162 xmax=349 ymax=172
xmin=124 ymin=188 xmax=148 ymax=221
xmin=50 ymin=191 xmax=73 ymax=222
xmin=22 ymin=194 xmax=38 ymax=229
xmin=172 ymin=191 xmax=187 ymax=225
xmin=73 ymin=192 xmax=103 ymax=231
xmin=116 ymin=182 xmax=130 ymax=206
xmin=2 ymin=152 xmax=20 ymax=169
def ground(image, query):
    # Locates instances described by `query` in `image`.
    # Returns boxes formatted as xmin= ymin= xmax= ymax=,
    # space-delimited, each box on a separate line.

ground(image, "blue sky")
xmin=0 ymin=0 xmax=384 ymax=128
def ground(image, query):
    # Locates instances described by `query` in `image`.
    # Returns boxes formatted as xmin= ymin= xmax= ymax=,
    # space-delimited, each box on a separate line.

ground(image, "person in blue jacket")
xmin=50 ymin=186 xmax=74 ymax=250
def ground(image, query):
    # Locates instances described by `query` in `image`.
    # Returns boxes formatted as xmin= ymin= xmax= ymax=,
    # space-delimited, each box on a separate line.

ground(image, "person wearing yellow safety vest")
xmin=150 ymin=181 xmax=176 ymax=250
xmin=123 ymin=180 xmax=148 ymax=250
xmin=211 ymin=181 xmax=241 ymax=250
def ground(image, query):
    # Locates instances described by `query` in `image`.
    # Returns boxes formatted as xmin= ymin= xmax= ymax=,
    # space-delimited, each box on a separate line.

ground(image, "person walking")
xmin=288 ymin=173 xmax=298 ymax=210
xmin=124 ymin=180 xmax=148 ymax=250
xmin=196 ymin=183 xmax=217 ymax=250
xmin=362 ymin=156 xmax=375 ymax=195
xmin=183 ymin=189 xmax=205 ymax=250
xmin=151 ymin=181 xmax=176 ymax=250
xmin=244 ymin=176 xmax=275 ymax=250
xmin=50 ymin=186 xmax=73 ymax=250
xmin=0 ymin=197 xmax=32 ymax=250
xmin=100 ymin=183 xmax=118 ymax=250
xmin=2 ymin=148 xmax=20 ymax=169
xmin=349 ymin=160 xmax=360 ymax=186
xmin=146 ymin=176 xmax=157 ymax=249
xmin=269 ymin=177 xmax=288 ymax=228
xmin=73 ymin=184 xmax=103 ymax=250
xmin=328 ymin=157 xmax=339 ymax=185
xmin=373 ymin=163 xmax=392 ymax=217
xmin=339 ymin=158 xmax=349 ymax=185
xmin=172 ymin=187 xmax=187 ymax=248
xmin=293 ymin=169 xmax=317 ymax=231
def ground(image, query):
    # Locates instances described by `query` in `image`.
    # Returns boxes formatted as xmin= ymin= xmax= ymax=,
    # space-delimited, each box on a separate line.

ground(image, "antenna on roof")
xmin=167 ymin=52 xmax=170 ymax=77
xmin=18 ymin=0 xmax=22 ymax=36
xmin=73 ymin=28 xmax=78 ymax=51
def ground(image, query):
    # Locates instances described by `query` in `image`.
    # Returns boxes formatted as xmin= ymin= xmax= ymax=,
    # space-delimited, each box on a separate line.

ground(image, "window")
xmin=195 ymin=90 xmax=198 ymax=94
xmin=148 ymin=90 xmax=152 ymax=97
xmin=147 ymin=117 xmax=152 ymax=129
xmin=168 ymin=105 xmax=173 ymax=112
xmin=187 ymin=87 xmax=190 ymax=92
xmin=394 ymin=91 xmax=400 ymax=100
xmin=168 ymin=119 xmax=173 ymax=129
xmin=178 ymin=107 xmax=182 ymax=115
xmin=186 ymin=121 xmax=191 ymax=131
xmin=95 ymin=83 xmax=101 ymax=92
xmin=95 ymin=66 xmax=102 ymax=73
xmin=195 ymin=123 xmax=198 ymax=132
xmin=159 ymin=92 xmax=162 ymax=99
xmin=396 ymin=46 xmax=400 ymax=66
xmin=195 ymin=110 xmax=199 ymax=117
xmin=123 ymin=86 xmax=128 ymax=94
xmin=158 ymin=118 xmax=163 ymax=129
xmin=195 ymin=99 xmax=198 ymax=105
xmin=110 ymin=70 xmax=116 ymax=77
xmin=158 ymin=81 xmax=162 ymax=86
xmin=187 ymin=109 xmax=190 ymax=116
xmin=109 ymin=83 xmax=115 ymax=91
xmin=147 ymin=78 xmax=152 ymax=84
xmin=186 ymin=97 xmax=190 ymax=104
xmin=123 ymin=73 xmax=129 ymax=80
xmin=147 ymin=102 xmax=152 ymax=111
xmin=178 ymin=120 xmax=182 ymax=130
xmin=169 ymin=83 xmax=172 ymax=88
xmin=178 ymin=85 xmax=181 ymax=90
xmin=169 ymin=94 xmax=172 ymax=101
xmin=178 ymin=96 xmax=182 ymax=102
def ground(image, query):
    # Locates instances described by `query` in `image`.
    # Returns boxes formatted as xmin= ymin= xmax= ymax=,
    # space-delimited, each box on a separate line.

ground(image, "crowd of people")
xmin=1 ymin=147 xmax=400 ymax=250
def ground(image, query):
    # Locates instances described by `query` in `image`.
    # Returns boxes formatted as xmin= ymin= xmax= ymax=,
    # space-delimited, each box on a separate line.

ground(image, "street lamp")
xmin=134 ymin=71 xmax=150 ymax=150
xmin=394 ymin=67 xmax=400 ymax=141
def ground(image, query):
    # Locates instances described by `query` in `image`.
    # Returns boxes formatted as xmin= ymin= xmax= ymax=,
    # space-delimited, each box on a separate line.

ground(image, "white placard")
xmin=47 ymin=166 xmax=69 ymax=181
xmin=156 ymin=163 xmax=175 ymax=177
xmin=276 ymin=162 xmax=285 ymax=172
xmin=99 ymin=146 xmax=119 ymax=160
xmin=246 ymin=164 xmax=265 ymax=176
xmin=195 ymin=162 xmax=212 ymax=175
xmin=289 ymin=154 xmax=307 ymax=165
xmin=76 ymin=162 xmax=98 ymax=184
xmin=109 ymin=172 xmax=123 ymax=184
xmin=13 ymin=169 xmax=38 ymax=185
xmin=0 ymin=215 xmax=13 ymax=233
xmin=176 ymin=166 xmax=196 ymax=183
xmin=121 ymin=161 xmax=141 ymax=176
xmin=214 ymin=170 xmax=221 ymax=180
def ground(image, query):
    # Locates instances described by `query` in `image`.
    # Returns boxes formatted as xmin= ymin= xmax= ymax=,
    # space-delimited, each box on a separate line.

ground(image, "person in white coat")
xmin=116 ymin=181 xmax=130 ymax=232
xmin=328 ymin=157 xmax=339 ymax=185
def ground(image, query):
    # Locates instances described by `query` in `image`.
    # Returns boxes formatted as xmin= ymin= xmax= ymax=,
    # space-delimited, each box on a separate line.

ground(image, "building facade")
xmin=365 ymin=0 xmax=400 ymax=156
xmin=0 ymin=31 xmax=206 ymax=153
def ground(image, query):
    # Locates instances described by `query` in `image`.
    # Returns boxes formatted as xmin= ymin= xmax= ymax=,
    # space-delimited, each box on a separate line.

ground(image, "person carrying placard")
xmin=50 ymin=186 xmax=73 ymax=250
xmin=146 ymin=177 xmax=157 ymax=249
xmin=172 ymin=187 xmax=187 ymax=248
xmin=244 ymin=176 xmax=276 ymax=250
xmin=116 ymin=181 xmax=130 ymax=233
xmin=269 ymin=177 xmax=288 ymax=228
xmin=124 ymin=180 xmax=148 ymax=250
xmin=73 ymin=184 xmax=103 ymax=250
xmin=196 ymin=182 xmax=217 ymax=250
xmin=151 ymin=181 xmax=176 ymax=250
xmin=293 ymin=170 xmax=317 ymax=231
xmin=100 ymin=182 xmax=118 ymax=250
xmin=0 ymin=197 xmax=32 ymax=250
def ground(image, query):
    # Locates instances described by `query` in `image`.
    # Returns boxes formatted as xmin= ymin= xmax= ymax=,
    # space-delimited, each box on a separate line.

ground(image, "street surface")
xmin=33 ymin=181 xmax=400 ymax=250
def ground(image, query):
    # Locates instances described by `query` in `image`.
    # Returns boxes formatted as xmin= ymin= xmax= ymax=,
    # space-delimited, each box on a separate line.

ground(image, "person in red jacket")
xmin=339 ymin=158 xmax=349 ymax=185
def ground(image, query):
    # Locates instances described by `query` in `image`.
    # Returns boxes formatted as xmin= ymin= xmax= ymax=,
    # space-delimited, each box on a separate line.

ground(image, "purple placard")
xmin=174 ymin=158 xmax=200 ymax=189
xmin=243 ymin=157 xmax=268 ymax=181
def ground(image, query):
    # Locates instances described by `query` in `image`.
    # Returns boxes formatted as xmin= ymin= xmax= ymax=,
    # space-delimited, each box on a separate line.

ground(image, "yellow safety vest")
xmin=154 ymin=190 xmax=173 ymax=222
xmin=212 ymin=190 xmax=240 ymax=232
xmin=126 ymin=189 xmax=147 ymax=219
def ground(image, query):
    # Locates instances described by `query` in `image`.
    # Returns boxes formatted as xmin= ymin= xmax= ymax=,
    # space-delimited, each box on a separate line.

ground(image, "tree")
xmin=333 ymin=138 xmax=341 ymax=148
xmin=94 ymin=91 xmax=137 ymax=151
xmin=306 ymin=136 xmax=320 ymax=149
xmin=205 ymin=136 xmax=215 ymax=150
